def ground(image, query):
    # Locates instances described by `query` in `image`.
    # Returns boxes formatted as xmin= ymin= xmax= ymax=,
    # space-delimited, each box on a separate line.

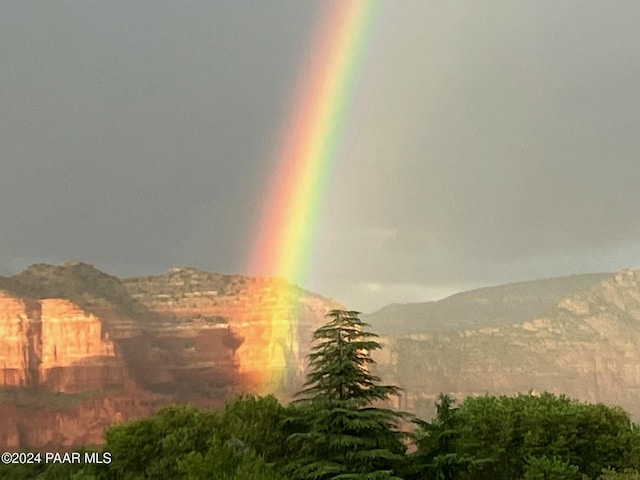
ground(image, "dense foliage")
xmin=407 ymin=392 xmax=640 ymax=479
xmin=1 ymin=310 xmax=639 ymax=479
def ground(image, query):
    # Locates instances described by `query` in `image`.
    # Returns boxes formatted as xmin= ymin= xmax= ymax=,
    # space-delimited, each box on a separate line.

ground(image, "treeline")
xmin=2 ymin=310 xmax=639 ymax=479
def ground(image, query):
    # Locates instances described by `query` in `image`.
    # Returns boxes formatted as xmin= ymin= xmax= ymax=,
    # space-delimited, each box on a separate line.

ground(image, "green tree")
xmin=523 ymin=455 xmax=581 ymax=480
xmin=442 ymin=393 xmax=640 ymax=480
xmin=408 ymin=393 xmax=485 ymax=480
xmin=99 ymin=404 xmax=219 ymax=479
xmin=215 ymin=394 xmax=298 ymax=467
xmin=177 ymin=436 xmax=286 ymax=480
xmin=97 ymin=397 xmax=294 ymax=480
xmin=0 ymin=462 xmax=47 ymax=480
xmin=599 ymin=468 xmax=640 ymax=479
xmin=285 ymin=309 xmax=407 ymax=479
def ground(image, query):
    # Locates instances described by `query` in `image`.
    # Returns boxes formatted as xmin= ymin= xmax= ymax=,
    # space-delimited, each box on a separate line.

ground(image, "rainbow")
xmin=248 ymin=0 xmax=381 ymax=284
xmin=241 ymin=1 xmax=381 ymax=395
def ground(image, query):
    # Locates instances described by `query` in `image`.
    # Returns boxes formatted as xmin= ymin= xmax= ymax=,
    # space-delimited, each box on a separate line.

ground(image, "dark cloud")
xmin=2 ymin=1 xmax=640 ymax=311
xmin=308 ymin=1 xmax=640 ymax=309
xmin=1 ymin=0 xmax=318 ymax=276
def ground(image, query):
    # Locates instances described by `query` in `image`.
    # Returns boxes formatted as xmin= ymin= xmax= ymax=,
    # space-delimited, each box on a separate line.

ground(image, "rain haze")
xmin=2 ymin=1 xmax=640 ymax=313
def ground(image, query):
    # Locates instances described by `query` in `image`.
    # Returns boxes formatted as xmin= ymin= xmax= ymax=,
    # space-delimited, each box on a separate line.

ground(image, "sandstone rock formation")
xmin=0 ymin=293 xmax=126 ymax=392
xmin=369 ymin=270 xmax=640 ymax=421
xmin=0 ymin=262 xmax=342 ymax=450
xmin=121 ymin=267 xmax=342 ymax=396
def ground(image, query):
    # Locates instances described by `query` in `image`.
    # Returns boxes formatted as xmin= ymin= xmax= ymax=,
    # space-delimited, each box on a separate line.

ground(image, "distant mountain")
xmin=364 ymin=273 xmax=612 ymax=335
xmin=370 ymin=270 xmax=640 ymax=421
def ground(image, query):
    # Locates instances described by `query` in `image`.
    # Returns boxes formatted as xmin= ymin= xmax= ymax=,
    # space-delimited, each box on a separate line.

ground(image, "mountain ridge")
xmin=371 ymin=269 xmax=640 ymax=420
xmin=364 ymin=272 xmax=613 ymax=335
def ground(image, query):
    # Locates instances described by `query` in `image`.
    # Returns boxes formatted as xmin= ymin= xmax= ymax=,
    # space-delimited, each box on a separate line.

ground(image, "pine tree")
xmin=286 ymin=310 xmax=407 ymax=480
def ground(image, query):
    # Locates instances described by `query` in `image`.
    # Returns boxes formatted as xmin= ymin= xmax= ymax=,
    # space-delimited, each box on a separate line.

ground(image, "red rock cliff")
xmin=0 ymin=293 xmax=126 ymax=392
xmin=0 ymin=263 xmax=342 ymax=450
xmin=122 ymin=268 xmax=343 ymax=397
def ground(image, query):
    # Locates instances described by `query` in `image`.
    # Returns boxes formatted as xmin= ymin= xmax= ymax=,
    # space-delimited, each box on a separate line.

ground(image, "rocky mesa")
xmin=0 ymin=262 xmax=342 ymax=450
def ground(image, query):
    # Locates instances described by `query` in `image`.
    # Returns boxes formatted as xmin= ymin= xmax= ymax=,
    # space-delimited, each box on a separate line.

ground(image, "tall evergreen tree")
xmin=286 ymin=310 xmax=407 ymax=480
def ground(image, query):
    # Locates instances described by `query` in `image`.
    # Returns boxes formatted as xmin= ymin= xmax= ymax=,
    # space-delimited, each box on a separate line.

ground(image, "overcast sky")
xmin=2 ymin=1 xmax=640 ymax=312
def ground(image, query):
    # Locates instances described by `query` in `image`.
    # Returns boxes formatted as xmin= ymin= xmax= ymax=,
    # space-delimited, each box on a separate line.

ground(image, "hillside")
xmin=372 ymin=269 xmax=640 ymax=420
xmin=364 ymin=273 xmax=612 ymax=334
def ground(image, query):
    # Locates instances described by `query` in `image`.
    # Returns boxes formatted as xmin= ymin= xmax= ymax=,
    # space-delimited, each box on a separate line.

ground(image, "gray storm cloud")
xmin=2 ymin=1 xmax=639 ymax=312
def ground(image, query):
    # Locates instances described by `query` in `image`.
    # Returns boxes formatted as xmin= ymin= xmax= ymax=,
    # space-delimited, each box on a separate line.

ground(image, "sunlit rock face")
xmin=0 ymin=293 xmax=38 ymax=388
xmin=121 ymin=268 xmax=342 ymax=397
xmin=0 ymin=263 xmax=341 ymax=450
xmin=39 ymin=299 xmax=126 ymax=391
xmin=0 ymin=294 xmax=124 ymax=391
xmin=370 ymin=270 xmax=640 ymax=421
